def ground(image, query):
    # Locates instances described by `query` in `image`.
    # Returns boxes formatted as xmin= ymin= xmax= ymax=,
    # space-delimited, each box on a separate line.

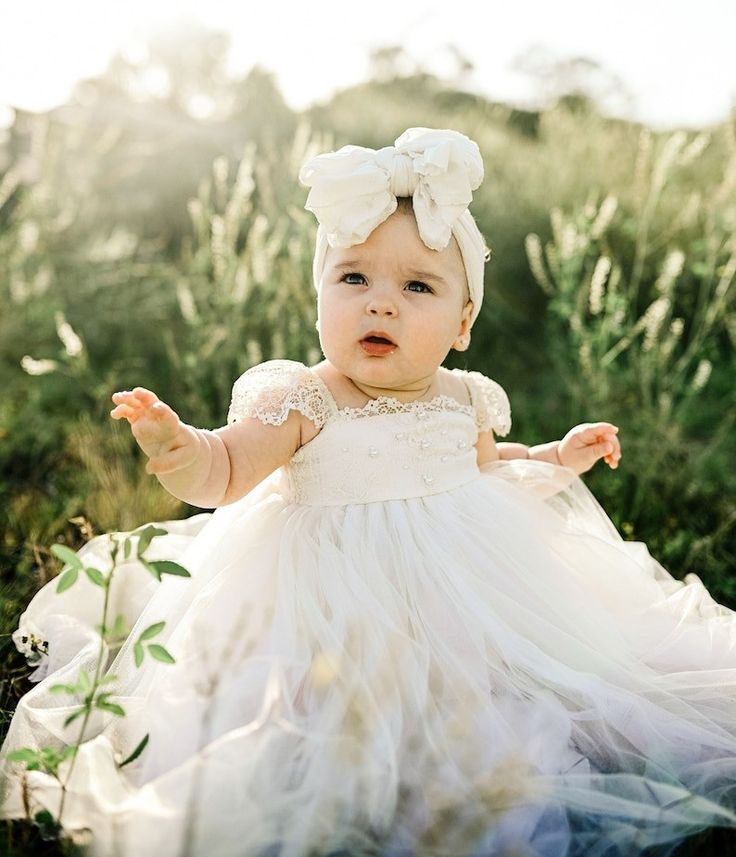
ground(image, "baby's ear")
xmin=452 ymin=301 xmax=473 ymax=351
xmin=453 ymin=333 xmax=471 ymax=352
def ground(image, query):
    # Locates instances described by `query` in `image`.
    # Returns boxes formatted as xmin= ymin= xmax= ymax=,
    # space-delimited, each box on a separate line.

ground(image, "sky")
xmin=1 ymin=0 xmax=735 ymax=130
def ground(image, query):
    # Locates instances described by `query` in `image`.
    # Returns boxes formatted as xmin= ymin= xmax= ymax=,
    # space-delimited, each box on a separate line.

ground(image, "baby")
xmin=111 ymin=139 xmax=620 ymax=506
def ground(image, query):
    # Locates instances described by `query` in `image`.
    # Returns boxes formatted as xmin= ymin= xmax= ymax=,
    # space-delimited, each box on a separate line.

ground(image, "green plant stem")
xmin=56 ymin=552 xmax=116 ymax=826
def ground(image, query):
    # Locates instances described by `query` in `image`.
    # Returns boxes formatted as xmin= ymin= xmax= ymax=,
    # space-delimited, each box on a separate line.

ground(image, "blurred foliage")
xmin=0 ymin=22 xmax=735 ymax=855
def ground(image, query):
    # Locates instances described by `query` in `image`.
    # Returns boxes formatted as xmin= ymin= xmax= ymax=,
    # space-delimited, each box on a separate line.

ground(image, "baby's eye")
xmin=405 ymin=281 xmax=432 ymax=293
xmin=342 ymin=273 xmax=365 ymax=284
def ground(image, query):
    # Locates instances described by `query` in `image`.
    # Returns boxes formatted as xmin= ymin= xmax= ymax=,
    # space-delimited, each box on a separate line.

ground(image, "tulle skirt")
xmin=1 ymin=459 xmax=736 ymax=856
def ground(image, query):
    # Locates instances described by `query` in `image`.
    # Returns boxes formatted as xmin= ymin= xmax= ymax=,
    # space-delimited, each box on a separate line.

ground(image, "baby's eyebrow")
xmin=332 ymin=260 xmax=363 ymax=270
xmin=406 ymin=268 xmax=448 ymax=285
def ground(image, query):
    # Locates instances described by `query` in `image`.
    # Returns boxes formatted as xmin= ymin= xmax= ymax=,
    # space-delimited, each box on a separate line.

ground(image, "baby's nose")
xmin=368 ymin=302 xmax=396 ymax=316
xmin=366 ymin=291 xmax=397 ymax=316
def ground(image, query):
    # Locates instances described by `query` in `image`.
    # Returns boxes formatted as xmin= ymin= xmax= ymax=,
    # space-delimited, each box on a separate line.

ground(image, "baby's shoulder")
xmin=443 ymin=366 xmax=512 ymax=437
xmin=227 ymin=360 xmax=331 ymax=437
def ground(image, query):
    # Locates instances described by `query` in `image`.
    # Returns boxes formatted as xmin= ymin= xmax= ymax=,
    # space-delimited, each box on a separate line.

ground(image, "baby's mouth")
xmin=360 ymin=334 xmax=398 ymax=355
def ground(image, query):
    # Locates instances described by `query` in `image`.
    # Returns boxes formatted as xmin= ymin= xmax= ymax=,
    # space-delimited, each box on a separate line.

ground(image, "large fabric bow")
xmin=298 ymin=127 xmax=484 ymax=251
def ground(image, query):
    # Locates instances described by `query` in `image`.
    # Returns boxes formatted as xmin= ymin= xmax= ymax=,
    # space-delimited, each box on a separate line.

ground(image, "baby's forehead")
xmin=325 ymin=233 xmax=464 ymax=276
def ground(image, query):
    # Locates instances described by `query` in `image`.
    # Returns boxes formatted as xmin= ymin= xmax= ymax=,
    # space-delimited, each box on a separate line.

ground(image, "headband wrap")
xmin=298 ymin=127 xmax=488 ymax=326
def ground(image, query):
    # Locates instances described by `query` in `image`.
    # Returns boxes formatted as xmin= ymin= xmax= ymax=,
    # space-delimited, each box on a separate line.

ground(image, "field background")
xmin=0 ymin=28 xmax=734 ymax=855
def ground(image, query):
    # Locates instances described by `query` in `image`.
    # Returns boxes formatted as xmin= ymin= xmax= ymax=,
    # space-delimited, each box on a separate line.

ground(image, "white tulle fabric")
xmin=2 ymin=361 xmax=736 ymax=857
xmin=299 ymin=128 xmax=489 ymax=327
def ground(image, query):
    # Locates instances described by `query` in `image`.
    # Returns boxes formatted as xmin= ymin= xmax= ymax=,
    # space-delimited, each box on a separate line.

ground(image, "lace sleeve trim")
xmin=227 ymin=360 xmax=331 ymax=429
xmin=453 ymin=369 xmax=512 ymax=436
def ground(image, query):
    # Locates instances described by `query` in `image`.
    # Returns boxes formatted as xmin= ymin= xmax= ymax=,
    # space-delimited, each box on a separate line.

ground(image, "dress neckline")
xmin=306 ymin=366 xmax=475 ymax=419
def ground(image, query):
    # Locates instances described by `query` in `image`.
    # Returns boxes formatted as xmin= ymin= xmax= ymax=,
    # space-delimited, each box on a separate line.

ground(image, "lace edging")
xmin=454 ymin=369 xmax=512 ymax=436
xmin=227 ymin=360 xmax=331 ymax=429
xmin=335 ymin=395 xmax=474 ymax=421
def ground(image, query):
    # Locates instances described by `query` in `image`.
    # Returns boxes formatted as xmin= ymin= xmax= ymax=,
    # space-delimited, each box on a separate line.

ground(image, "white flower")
xmin=524 ymin=233 xmax=553 ymax=294
xmin=642 ymin=296 xmax=671 ymax=352
xmin=21 ymin=355 xmax=59 ymax=376
xmin=591 ymin=196 xmax=618 ymax=240
xmin=12 ymin=620 xmax=49 ymax=664
xmin=588 ymin=256 xmax=611 ymax=315
xmin=691 ymin=359 xmax=712 ymax=391
xmin=654 ymin=249 xmax=685 ymax=295
xmin=54 ymin=311 xmax=84 ymax=358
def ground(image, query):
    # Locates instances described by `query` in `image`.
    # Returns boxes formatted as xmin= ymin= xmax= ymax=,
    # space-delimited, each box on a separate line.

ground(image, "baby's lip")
xmin=360 ymin=330 xmax=397 ymax=346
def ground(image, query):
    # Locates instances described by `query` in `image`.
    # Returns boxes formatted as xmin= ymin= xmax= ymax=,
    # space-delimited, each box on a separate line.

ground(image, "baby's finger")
xmin=604 ymin=438 xmax=622 ymax=468
xmin=147 ymin=401 xmax=179 ymax=423
xmin=131 ymin=387 xmax=159 ymax=406
xmin=110 ymin=403 xmax=140 ymax=422
xmin=580 ymin=422 xmax=619 ymax=442
xmin=594 ymin=439 xmax=615 ymax=460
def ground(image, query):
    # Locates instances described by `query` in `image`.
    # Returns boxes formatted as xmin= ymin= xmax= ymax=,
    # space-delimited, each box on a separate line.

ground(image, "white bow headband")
xmin=298 ymin=127 xmax=489 ymax=327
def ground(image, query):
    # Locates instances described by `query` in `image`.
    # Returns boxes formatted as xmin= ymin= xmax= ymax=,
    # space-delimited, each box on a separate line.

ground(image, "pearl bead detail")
xmin=368 ymin=447 xmax=379 ymax=457
xmin=440 ymin=455 xmax=449 ymax=462
xmin=420 ymin=439 xmax=430 ymax=449
xmin=422 ymin=473 xmax=435 ymax=485
xmin=457 ymin=439 xmax=468 ymax=450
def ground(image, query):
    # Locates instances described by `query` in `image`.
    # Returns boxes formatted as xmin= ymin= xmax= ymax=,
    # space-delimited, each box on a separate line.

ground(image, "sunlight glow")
xmin=0 ymin=0 xmax=734 ymax=129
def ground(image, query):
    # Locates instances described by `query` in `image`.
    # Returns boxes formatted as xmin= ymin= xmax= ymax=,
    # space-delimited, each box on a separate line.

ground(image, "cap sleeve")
xmin=455 ymin=369 xmax=512 ymax=436
xmin=227 ymin=360 xmax=330 ymax=429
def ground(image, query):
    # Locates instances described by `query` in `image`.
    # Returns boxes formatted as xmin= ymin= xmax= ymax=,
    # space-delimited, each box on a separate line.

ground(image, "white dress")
xmin=2 ymin=359 xmax=736 ymax=857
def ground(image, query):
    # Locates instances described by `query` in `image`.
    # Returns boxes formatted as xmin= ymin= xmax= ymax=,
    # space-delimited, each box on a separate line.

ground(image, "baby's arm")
xmin=478 ymin=423 xmax=621 ymax=475
xmin=111 ymin=387 xmax=303 ymax=507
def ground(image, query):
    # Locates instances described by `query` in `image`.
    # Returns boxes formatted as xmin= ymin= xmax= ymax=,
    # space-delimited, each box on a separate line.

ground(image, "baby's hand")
xmin=110 ymin=387 xmax=199 ymax=475
xmin=557 ymin=422 xmax=621 ymax=474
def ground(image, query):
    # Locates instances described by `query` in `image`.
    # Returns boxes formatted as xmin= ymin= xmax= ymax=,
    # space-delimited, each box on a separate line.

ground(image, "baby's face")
xmin=317 ymin=208 xmax=473 ymax=394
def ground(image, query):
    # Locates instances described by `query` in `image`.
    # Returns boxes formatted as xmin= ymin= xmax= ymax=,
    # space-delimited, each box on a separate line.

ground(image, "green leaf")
xmin=77 ymin=668 xmax=93 ymax=695
xmin=110 ymin=614 xmax=129 ymax=638
xmin=123 ymin=537 xmax=132 ymax=559
xmin=118 ymin=733 xmax=149 ymax=768
xmin=101 ymin=614 xmax=129 ymax=641
xmin=98 ymin=673 xmax=119 ymax=686
xmin=61 ymin=744 xmax=78 ymax=760
xmin=147 ymin=644 xmax=175 ymax=664
xmin=133 ymin=641 xmax=144 ymax=667
xmin=63 ymin=708 xmax=86 ymax=728
xmin=50 ymin=544 xmax=82 ymax=572
xmin=84 ymin=567 xmax=107 ymax=587
xmin=48 ymin=684 xmax=78 ymax=695
xmin=141 ymin=558 xmax=161 ymax=581
xmin=56 ymin=567 xmax=79 ymax=593
xmin=136 ymin=525 xmax=168 ymax=558
xmin=138 ymin=621 xmax=165 ymax=642
xmin=7 ymin=748 xmax=39 ymax=764
xmin=147 ymin=560 xmax=191 ymax=578
xmin=96 ymin=701 xmax=126 ymax=717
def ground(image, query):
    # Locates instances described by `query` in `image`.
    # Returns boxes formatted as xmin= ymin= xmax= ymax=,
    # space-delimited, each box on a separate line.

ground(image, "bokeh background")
xmin=1 ymin=2 xmax=735 ymax=852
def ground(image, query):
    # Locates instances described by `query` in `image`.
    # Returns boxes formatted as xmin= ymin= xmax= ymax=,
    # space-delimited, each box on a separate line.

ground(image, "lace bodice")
xmin=227 ymin=360 xmax=511 ymax=506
